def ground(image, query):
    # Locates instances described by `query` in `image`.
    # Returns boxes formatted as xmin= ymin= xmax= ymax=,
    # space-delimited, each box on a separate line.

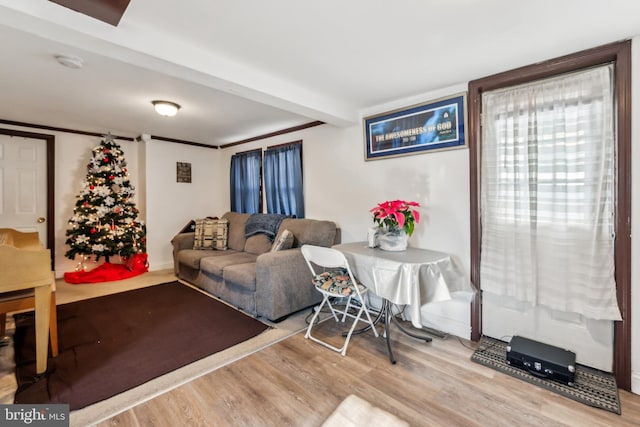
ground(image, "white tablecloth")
xmin=334 ymin=242 xmax=474 ymax=328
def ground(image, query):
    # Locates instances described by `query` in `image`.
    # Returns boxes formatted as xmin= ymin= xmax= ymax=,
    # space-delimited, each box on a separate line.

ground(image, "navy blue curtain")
xmin=264 ymin=143 xmax=304 ymax=218
xmin=230 ymin=150 xmax=262 ymax=213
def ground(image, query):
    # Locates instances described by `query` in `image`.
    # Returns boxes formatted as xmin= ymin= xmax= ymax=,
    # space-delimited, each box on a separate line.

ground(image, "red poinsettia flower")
xmin=370 ymin=199 xmax=421 ymax=236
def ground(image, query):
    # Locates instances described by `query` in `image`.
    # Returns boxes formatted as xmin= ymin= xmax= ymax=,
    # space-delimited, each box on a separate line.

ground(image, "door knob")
xmin=37 ymin=217 xmax=46 ymax=223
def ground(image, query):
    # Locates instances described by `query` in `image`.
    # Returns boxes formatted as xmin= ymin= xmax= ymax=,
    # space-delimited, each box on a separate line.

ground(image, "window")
xmin=264 ymin=141 xmax=304 ymax=218
xmin=229 ymin=141 xmax=305 ymax=217
xmin=480 ymin=65 xmax=620 ymax=320
xmin=230 ymin=149 xmax=262 ymax=214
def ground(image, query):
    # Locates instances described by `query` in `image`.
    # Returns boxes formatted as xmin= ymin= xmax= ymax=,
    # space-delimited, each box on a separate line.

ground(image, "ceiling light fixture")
xmin=151 ymin=100 xmax=181 ymax=117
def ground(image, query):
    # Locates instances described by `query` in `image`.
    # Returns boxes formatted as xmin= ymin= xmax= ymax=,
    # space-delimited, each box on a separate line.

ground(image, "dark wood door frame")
xmin=0 ymin=128 xmax=55 ymax=270
xmin=467 ymin=40 xmax=632 ymax=391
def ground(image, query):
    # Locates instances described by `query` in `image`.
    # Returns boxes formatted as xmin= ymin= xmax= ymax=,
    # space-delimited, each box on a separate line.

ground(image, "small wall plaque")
xmin=176 ymin=162 xmax=192 ymax=183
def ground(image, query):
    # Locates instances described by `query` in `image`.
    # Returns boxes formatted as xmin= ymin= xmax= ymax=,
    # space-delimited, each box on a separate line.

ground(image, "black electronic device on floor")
xmin=506 ymin=335 xmax=576 ymax=386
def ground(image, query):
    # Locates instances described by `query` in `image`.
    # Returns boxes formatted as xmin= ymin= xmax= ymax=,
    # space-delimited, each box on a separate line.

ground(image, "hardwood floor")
xmin=101 ymin=319 xmax=640 ymax=427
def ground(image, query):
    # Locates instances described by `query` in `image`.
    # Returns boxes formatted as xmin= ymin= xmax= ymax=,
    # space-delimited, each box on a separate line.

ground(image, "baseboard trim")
xmin=149 ymin=262 xmax=173 ymax=271
xmin=631 ymin=371 xmax=640 ymax=395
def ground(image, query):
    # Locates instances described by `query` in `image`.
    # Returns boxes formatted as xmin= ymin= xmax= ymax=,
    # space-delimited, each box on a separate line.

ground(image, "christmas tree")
xmin=65 ymin=134 xmax=146 ymax=265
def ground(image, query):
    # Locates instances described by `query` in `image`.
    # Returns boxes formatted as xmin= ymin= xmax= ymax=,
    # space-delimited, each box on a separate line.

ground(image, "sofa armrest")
xmin=172 ymin=232 xmax=195 ymax=250
xmin=171 ymin=232 xmax=195 ymax=275
xmin=255 ymin=248 xmax=321 ymax=321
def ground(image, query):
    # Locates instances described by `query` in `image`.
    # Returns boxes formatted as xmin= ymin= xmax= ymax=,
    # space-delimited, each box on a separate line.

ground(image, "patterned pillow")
xmin=193 ymin=218 xmax=229 ymax=250
xmin=310 ymin=269 xmax=365 ymax=296
xmin=270 ymin=229 xmax=294 ymax=252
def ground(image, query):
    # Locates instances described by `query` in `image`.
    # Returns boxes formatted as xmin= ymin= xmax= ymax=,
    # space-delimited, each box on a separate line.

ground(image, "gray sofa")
xmin=171 ymin=211 xmax=339 ymax=321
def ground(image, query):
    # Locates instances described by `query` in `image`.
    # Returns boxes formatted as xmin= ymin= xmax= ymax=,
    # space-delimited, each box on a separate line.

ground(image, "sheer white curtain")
xmin=480 ymin=64 xmax=621 ymax=320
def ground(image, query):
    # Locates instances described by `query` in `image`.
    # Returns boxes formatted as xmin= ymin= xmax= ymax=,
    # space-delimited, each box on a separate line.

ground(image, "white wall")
xmin=143 ymin=138 xmax=224 ymax=270
xmin=217 ymin=84 xmax=473 ymax=339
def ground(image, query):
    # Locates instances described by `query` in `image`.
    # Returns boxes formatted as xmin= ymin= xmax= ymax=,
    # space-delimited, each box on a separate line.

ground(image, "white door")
xmin=0 ymin=134 xmax=48 ymax=247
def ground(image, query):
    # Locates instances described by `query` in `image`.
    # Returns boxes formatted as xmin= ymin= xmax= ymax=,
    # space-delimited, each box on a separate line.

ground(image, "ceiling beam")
xmin=48 ymin=0 xmax=131 ymax=26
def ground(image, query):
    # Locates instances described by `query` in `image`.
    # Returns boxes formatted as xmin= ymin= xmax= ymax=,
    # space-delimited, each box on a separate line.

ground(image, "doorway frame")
xmin=468 ymin=40 xmax=632 ymax=390
xmin=0 ymin=128 xmax=55 ymax=270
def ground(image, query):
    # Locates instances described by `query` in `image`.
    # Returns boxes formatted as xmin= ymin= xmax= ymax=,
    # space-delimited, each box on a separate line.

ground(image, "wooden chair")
xmin=0 ymin=229 xmax=57 ymax=373
xmin=0 ymin=281 xmax=59 ymax=357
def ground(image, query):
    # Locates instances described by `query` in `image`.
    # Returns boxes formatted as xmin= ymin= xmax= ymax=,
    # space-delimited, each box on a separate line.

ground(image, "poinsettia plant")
xmin=370 ymin=199 xmax=420 ymax=236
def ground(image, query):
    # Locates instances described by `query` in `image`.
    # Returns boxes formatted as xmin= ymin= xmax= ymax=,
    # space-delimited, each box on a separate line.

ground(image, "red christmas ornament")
xmin=83 ymin=201 xmax=89 ymax=207
xmin=103 ymin=149 xmax=109 ymax=154
xmin=90 ymin=227 xmax=97 ymax=234
xmin=89 ymin=185 xmax=95 ymax=190
xmin=103 ymin=158 xmax=109 ymax=163
xmin=109 ymin=175 xmax=115 ymax=180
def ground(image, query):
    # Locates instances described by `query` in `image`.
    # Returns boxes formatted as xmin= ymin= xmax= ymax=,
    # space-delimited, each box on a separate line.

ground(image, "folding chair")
xmin=301 ymin=245 xmax=378 ymax=356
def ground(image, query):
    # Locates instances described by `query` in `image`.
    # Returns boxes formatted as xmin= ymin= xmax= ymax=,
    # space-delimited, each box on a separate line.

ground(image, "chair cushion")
xmin=193 ymin=218 xmax=229 ymax=250
xmin=311 ymin=269 xmax=365 ymax=296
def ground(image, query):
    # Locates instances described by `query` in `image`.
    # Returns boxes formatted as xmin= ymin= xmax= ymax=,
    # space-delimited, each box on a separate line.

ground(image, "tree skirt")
xmin=471 ymin=336 xmax=621 ymax=415
xmin=64 ymin=254 xmax=148 ymax=284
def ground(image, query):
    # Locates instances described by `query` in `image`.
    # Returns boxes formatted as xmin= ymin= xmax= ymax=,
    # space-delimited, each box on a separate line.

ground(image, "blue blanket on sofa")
xmin=245 ymin=213 xmax=287 ymax=240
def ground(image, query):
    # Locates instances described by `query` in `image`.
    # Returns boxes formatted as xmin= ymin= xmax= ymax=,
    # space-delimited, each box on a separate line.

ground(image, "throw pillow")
xmin=193 ymin=218 xmax=216 ymax=250
xmin=213 ymin=218 xmax=229 ymax=250
xmin=270 ymin=229 xmax=294 ymax=252
xmin=193 ymin=218 xmax=229 ymax=250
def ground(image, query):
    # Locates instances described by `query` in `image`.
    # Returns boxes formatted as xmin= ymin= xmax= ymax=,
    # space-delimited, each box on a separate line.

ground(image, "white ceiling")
xmin=1 ymin=0 xmax=640 ymax=146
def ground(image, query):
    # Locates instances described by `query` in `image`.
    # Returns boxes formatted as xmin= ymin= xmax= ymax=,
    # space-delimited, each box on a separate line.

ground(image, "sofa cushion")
xmin=178 ymin=249 xmax=238 ymax=270
xmin=223 ymin=263 xmax=257 ymax=292
xmin=279 ymin=218 xmax=337 ymax=248
xmin=222 ymin=212 xmax=250 ymax=251
xmin=200 ymin=252 xmax=258 ymax=278
xmin=193 ymin=218 xmax=229 ymax=250
xmin=244 ymin=234 xmax=273 ymax=255
xmin=271 ymin=229 xmax=294 ymax=252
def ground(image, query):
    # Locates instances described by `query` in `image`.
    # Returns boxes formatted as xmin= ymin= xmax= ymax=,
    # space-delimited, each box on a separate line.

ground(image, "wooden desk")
xmin=334 ymin=242 xmax=473 ymax=363
xmin=0 ymin=229 xmax=53 ymax=374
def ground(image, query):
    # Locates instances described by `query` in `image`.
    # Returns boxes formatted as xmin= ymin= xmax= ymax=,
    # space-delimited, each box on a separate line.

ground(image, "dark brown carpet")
xmin=12 ymin=281 xmax=269 ymax=410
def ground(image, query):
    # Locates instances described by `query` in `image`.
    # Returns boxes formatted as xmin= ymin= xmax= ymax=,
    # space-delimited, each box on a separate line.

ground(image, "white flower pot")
xmin=378 ymin=228 xmax=408 ymax=251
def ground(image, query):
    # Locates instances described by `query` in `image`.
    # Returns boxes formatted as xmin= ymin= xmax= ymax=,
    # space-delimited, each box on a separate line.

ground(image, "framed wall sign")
xmin=363 ymin=92 xmax=467 ymax=161
xmin=176 ymin=162 xmax=192 ymax=183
